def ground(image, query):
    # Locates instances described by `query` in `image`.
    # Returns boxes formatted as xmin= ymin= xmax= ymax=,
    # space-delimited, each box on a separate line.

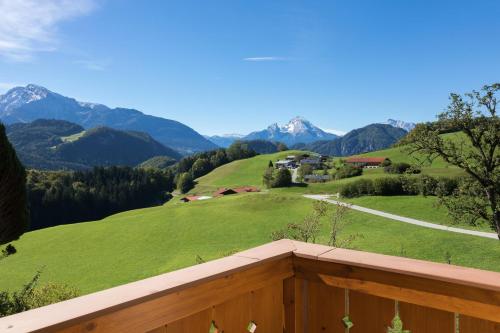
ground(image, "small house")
xmin=345 ymin=157 xmax=388 ymax=168
xmin=213 ymin=188 xmax=237 ymax=197
xmin=275 ymin=160 xmax=296 ymax=169
xmin=180 ymin=196 xmax=200 ymax=202
xmin=299 ymin=158 xmax=321 ymax=168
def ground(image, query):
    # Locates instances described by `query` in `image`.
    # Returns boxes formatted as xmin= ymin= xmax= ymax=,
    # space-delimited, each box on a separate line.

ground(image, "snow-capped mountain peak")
xmin=283 ymin=116 xmax=313 ymax=134
xmin=0 ymin=84 xmax=50 ymax=113
xmin=244 ymin=116 xmax=338 ymax=146
xmin=385 ymin=119 xmax=416 ymax=132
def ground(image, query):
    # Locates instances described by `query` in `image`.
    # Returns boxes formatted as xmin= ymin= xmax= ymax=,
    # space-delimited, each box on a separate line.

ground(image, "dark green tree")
xmin=0 ymin=124 xmax=29 ymax=244
xmin=268 ymin=160 xmax=274 ymax=168
xmin=272 ymin=168 xmax=292 ymax=188
xmin=190 ymin=158 xmax=211 ymax=179
xmin=404 ymin=83 xmax=500 ymax=239
xmin=276 ymin=142 xmax=288 ymax=151
xmin=177 ymin=172 xmax=194 ymax=194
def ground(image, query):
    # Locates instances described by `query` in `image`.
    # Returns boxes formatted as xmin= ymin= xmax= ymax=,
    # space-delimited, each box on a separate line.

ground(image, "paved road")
xmin=303 ymin=194 xmax=498 ymax=240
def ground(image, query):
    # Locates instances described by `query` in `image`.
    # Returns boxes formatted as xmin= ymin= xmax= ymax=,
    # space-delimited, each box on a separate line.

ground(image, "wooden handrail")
xmin=0 ymin=239 xmax=498 ymax=332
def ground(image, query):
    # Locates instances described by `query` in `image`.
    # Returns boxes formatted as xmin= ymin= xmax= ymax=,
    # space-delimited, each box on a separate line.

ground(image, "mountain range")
xmin=295 ymin=123 xmax=407 ymax=156
xmin=0 ymin=84 xmax=217 ymax=154
xmin=6 ymin=119 xmax=181 ymax=170
xmin=205 ymin=117 xmax=339 ymax=147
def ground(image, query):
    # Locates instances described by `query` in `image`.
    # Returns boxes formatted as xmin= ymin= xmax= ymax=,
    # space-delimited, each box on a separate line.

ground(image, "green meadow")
xmin=2 ymin=138 xmax=497 ymax=296
xmin=1 ymin=192 xmax=499 ymax=296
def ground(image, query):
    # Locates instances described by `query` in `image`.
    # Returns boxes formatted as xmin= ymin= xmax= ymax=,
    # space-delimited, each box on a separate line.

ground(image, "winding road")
xmin=303 ymin=194 xmax=498 ymax=240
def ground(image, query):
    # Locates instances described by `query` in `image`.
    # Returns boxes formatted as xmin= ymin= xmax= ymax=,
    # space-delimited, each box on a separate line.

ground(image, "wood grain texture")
xmin=57 ymin=258 xmax=293 ymax=333
xmin=306 ymin=281 xmax=344 ymax=333
xmin=399 ymin=302 xmax=454 ymax=333
xmin=349 ymin=291 xmax=394 ymax=333
xmin=283 ymin=277 xmax=296 ymax=333
xmin=294 ymin=257 xmax=500 ymax=323
xmin=165 ymin=309 xmax=211 ymax=333
xmin=460 ymin=315 xmax=500 ymax=333
xmin=251 ymin=281 xmax=283 ymax=333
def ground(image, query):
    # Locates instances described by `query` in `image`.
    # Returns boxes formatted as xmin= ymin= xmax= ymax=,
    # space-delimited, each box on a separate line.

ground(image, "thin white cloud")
xmin=0 ymin=0 xmax=96 ymax=62
xmin=74 ymin=58 xmax=110 ymax=71
xmin=321 ymin=128 xmax=347 ymax=136
xmin=243 ymin=56 xmax=288 ymax=62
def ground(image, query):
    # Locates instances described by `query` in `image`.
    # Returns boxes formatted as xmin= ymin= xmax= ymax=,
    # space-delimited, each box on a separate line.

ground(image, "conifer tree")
xmin=0 ymin=123 xmax=29 ymax=244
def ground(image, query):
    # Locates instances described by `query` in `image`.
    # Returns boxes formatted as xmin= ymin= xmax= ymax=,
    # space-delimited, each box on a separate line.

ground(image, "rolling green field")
xmin=340 ymin=195 xmax=492 ymax=232
xmin=3 ymin=136 xmax=497 ymax=299
xmin=191 ymin=150 xmax=304 ymax=194
xmin=1 ymin=192 xmax=499 ymax=296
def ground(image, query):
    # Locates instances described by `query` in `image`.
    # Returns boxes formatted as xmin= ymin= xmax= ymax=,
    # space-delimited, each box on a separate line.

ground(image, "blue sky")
xmin=1 ymin=0 xmax=499 ymax=135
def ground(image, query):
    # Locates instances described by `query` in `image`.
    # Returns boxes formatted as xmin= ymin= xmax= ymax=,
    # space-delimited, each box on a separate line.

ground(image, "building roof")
xmin=234 ymin=186 xmax=260 ymax=193
xmin=180 ymin=196 xmax=200 ymax=202
xmin=213 ymin=188 xmax=237 ymax=196
xmin=345 ymin=157 xmax=387 ymax=163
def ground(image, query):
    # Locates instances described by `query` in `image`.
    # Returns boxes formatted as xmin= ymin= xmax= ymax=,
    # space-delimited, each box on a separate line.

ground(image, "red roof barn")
xmin=213 ymin=188 xmax=237 ymax=197
xmin=180 ymin=196 xmax=200 ymax=202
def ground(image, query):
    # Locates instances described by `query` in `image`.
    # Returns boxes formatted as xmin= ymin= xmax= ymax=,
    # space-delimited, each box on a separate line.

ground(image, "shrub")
xmin=417 ymin=174 xmax=439 ymax=196
xmin=272 ymin=168 xmax=292 ymax=188
xmin=341 ymin=174 xmax=460 ymax=198
xmin=0 ymin=271 xmax=79 ymax=317
xmin=380 ymin=158 xmax=392 ymax=167
xmin=372 ymin=177 xmax=405 ymax=196
xmin=335 ymin=165 xmax=362 ymax=180
xmin=435 ymin=177 xmax=459 ymax=196
xmin=384 ymin=162 xmax=420 ymax=174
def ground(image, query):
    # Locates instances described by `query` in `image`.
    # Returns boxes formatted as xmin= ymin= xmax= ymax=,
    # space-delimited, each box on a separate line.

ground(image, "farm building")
xmin=234 ymin=186 xmax=260 ymax=193
xmin=213 ymin=188 xmax=237 ymax=197
xmin=299 ymin=158 xmax=321 ymax=167
xmin=275 ymin=159 xmax=296 ymax=169
xmin=180 ymin=196 xmax=200 ymax=202
xmin=345 ymin=157 xmax=389 ymax=168
xmin=180 ymin=196 xmax=212 ymax=202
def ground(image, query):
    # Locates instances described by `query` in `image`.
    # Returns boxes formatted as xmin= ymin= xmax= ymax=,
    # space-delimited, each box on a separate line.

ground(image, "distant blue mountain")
xmin=0 ymin=84 xmax=217 ymax=154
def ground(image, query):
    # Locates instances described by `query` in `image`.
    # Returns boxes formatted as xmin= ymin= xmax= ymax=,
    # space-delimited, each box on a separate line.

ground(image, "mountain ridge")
xmin=295 ymin=123 xmax=407 ymax=156
xmin=6 ymin=119 xmax=181 ymax=170
xmin=0 ymin=84 xmax=217 ymax=154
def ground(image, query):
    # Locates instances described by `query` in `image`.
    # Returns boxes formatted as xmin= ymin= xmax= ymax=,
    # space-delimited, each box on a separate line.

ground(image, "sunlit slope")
xmin=192 ymin=150 xmax=305 ymax=193
xmin=1 ymin=192 xmax=499 ymax=295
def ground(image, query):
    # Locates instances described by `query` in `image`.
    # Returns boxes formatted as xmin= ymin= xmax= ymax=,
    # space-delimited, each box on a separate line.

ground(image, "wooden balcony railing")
xmin=1 ymin=240 xmax=499 ymax=332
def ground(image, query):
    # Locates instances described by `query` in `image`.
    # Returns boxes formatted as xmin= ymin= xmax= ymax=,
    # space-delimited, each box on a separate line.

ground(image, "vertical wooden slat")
xmin=252 ymin=281 xmax=283 ymax=332
xmin=460 ymin=315 xmax=500 ymax=333
xmin=399 ymin=302 xmax=454 ymax=333
xmin=349 ymin=291 xmax=393 ymax=333
xmin=294 ymin=278 xmax=305 ymax=333
xmin=213 ymin=292 xmax=252 ymax=332
xmin=283 ymin=277 xmax=296 ymax=333
xmin=307 ymin=281 xmax=344 ymax=333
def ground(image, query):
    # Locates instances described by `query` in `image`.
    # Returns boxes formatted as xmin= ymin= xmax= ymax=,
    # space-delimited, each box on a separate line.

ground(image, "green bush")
xmin=372 ymin=177 xmax=405 ymax=195
xmin=384 ymin=162 xmax=420 ymax=174
xmin=340 ymin=175 xmax=460 ymax=198
xmin=334 ymin=165 xmax=362 ymax=180
xmin=0 ymin=272 xmax=79 ymax=317
xmin=271 ymin=168 xmax=292 ymax=188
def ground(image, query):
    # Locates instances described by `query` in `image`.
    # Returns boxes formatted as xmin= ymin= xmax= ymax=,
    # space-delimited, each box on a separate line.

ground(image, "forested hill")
xmin=296 ymin=124 xmax=407 ymax=156
xmin=6 ymin=119 xmax=181 ymax=170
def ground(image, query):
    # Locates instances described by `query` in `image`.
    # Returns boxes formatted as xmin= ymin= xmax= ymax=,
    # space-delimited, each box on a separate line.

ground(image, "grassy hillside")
xmin=1 ymin=192 xmax=499 ymax=295
xmin=192 ymin=150 xmax=304 ymax=194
